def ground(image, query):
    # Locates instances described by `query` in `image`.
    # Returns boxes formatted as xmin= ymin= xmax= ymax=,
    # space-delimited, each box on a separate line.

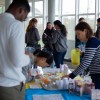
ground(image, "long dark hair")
xmin=75 ymin=22 xmax=93 ymax=39
xmin=54 ymin=20 xmax=67 ymax=36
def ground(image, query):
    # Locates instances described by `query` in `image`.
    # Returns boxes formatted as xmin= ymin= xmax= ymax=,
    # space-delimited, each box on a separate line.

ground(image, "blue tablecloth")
xmin=25 ymin=89 xmax=91 ymax=100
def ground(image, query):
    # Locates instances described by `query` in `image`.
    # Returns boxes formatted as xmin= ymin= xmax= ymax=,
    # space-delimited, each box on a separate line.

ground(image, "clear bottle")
xmin=68 ymin=79 xmax=75 ymax=93
xmin=76 ymin=85 xmax=80 ymax=95
xmin=96 ymin=89 xmax=100 ymax=100
xmin=91 ymin=89 xmax=97 ymax=100
xmin=63 ymin=78 xmax=69 ymax=90
xmin=76 ymin=84 xmax=83 ymax=96
xmin=85 ymin=83 xmax=92 ymax=94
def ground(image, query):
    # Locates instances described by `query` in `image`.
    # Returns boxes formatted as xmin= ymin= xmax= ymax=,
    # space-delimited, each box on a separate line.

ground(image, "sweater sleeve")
xmin=42 ymin=30 xmax=48 ymax=44
xmin=34 ymin=28 xmax=40 ymax=41
xmin=69 ymin=38 xmax=98 ymax=79
xmin=48 ymin=30 xmax=60 ymax=44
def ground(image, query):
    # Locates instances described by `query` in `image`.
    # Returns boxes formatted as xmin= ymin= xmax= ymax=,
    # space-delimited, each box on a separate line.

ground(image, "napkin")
xmin=33 ymin=94 xmax=64 ymax=100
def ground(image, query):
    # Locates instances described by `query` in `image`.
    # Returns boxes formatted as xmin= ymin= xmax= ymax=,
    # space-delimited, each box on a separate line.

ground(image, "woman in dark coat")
xmin=42 ymin=22 xmax=54 ymax=52
xmin=25 ymin=18 xmax=40 ymax=51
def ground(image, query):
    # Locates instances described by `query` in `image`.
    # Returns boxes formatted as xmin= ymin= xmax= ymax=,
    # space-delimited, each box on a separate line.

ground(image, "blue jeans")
xmin=53 ymin=51 xmax=66 ymax=68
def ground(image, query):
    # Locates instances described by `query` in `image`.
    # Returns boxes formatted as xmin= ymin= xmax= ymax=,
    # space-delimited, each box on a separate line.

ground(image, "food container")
xmin=63 ymin=78 xmax=69 ymax=90
xmin=68 ymin=79 xmax=75 ymax=93
xmin=71 ymin=49 xmax=80 ymax=66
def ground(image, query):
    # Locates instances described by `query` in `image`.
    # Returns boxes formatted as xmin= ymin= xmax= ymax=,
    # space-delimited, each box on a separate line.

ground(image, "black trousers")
xmin=90 ymin=74 xmax=100 ymax=89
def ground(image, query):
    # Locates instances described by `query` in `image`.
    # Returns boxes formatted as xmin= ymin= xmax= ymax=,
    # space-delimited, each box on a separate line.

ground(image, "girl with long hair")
xmin=25 ymin=18 xmax=40 ymax=51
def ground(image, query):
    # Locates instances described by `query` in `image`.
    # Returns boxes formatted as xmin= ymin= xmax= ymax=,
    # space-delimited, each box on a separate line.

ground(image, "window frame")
xmin=25 ymin=0 xmax=100 ymax=39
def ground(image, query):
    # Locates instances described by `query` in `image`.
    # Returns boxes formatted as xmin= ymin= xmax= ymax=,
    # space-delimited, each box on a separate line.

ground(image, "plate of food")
xmin=40 ymin=73 xmax=66 ymax=90
xmin=41 ymin=80 xmax=60 ymax=90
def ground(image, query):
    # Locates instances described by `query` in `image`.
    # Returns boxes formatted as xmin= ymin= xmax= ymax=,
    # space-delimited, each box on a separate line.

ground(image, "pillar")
xmin=48 ymin=0 xmax=55 ymax=24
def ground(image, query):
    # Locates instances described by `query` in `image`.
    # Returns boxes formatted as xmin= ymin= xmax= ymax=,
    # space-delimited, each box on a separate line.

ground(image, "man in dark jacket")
xmin=95 ymin=18 xmax=100 ymax=40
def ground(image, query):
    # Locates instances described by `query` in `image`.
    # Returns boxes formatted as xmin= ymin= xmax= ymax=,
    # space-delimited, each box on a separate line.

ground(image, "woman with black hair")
xmin=42 ymin=22 xmax=54 ymax=52
xmin=49 ymin=20 xmax=68 ymax=68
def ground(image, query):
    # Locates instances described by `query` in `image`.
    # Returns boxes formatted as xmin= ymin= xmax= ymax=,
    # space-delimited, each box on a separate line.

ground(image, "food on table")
xmin=74 ymin=75 xmax=84 ymax=81
xmin=41 ymin=78 xmax=51 ymax=84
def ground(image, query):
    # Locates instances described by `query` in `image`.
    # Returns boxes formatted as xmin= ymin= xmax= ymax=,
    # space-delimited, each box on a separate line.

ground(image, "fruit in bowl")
xmin=41 ymin=78 xmax=51 ymax=85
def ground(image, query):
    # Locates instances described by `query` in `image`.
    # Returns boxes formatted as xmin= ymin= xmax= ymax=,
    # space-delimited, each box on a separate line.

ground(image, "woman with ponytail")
xmin=49 ymin=20 xmax=68 ymax=68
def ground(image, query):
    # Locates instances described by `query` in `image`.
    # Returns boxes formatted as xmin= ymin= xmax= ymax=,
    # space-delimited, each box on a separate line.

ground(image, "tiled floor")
xmin=64 ymin=61 xmax=77 ymax=70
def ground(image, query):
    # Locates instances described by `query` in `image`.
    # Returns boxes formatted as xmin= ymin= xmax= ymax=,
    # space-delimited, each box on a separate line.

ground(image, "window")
xmin=79 ymin=15 xmax=95 ymax=32
xmin=35 ymin=1 xmax=43 ymax=17
xmin=55 ymin=17 xmax=59 ymax=20
xmin=2 ymin=6 xmax=5 ymax=12
xmin=62 ymin=16 xmax=75 ymax=40
xmin=28 ymin=2 xmax=32 ymax=17
xmin=62 ymin=0 xmax=75 ymax=15
xmin=36 ymin=18 xmax=43 ymax=37
xmin=0 ymin=0 xmax=5 ymax=13
xmin=34 ymin=1 xmax=44 ymax=35
xmin=55 ymin=0 xmax=59 ymax=15
xmin=36 ymin=18 xmax=44 ymax=47
xmin=24 ymin=18 xmax=32 ymax=32
xmin=0 ymin=6 xmax=5 ymax=13
xmin=0 ymin=7 xmax=3 ymax=13
xmin=79 ymin=0 xmax=95 ymax=14
xmin=99 ymin=0 xmax=100 ymax=13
